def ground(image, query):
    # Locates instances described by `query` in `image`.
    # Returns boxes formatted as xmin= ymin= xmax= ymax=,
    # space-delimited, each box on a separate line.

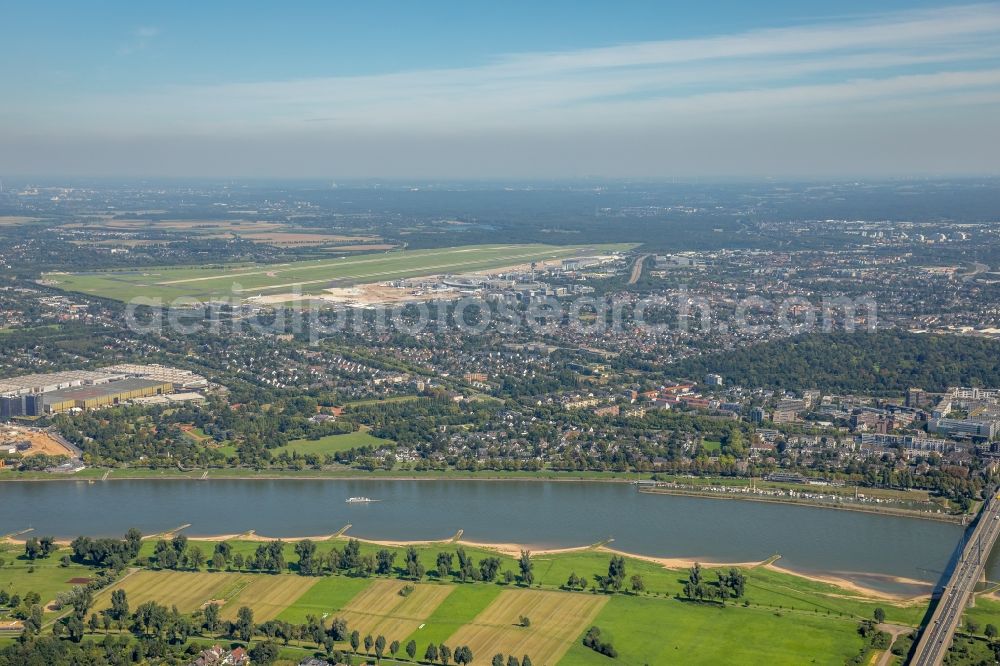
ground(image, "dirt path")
xmin=874 ymin=623 xmax=911 ymax=666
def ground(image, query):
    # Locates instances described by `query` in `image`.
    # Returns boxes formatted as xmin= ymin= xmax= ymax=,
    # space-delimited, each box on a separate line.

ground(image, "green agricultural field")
xmin=93 ymin=570 xmax=245 ymax=614
xmin=111 ymin=537 xmax=929 ymax=664
xmin=0 ymin=547 xmax=93 ymax=612
xmin=403 ymin=583 xmax=503 ymax=648
xmin=275 ymin=431 xmax=392 ymax=457
xmin=217 ymin=574 xmax=318 ymax=622
xmin=43 ymin=243 xmax=631 ymax=303
xmin=276 ymin=576 xmax=373 ymax=624
xmin=559 ymin=594 xmax=865 ymax=665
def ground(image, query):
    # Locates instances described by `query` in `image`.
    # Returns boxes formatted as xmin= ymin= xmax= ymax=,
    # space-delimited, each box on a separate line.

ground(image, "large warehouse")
xmin=0 ymin=364 xmax=204 ymax=417
xmin=39 ymin=378 xmax=173 ymax=414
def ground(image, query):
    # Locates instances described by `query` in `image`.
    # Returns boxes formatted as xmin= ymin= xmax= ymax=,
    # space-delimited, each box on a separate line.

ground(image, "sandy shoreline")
xmin=0 ymin=526 xmax=929 ymax=601
xmin=3 ymin=526 xmax=924 ymax=601
xmin=764 ymin=563 xmax=930 ymax=603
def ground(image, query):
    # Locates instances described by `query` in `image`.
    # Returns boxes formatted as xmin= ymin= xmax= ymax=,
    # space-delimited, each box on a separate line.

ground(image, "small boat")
xmin=345 ymin=496 xmax=379 ymax=503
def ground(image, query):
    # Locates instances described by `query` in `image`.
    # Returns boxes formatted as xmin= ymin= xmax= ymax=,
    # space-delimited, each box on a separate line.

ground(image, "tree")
xmin=507 ymin=656 xmax=520 ymax=666
xmin=437 ymin=551 xmax=454 ymax=579
xmin=124 ymin=528 xmax=143 ymax=559
xmin=235 ymin=606 xmax=255 ymax=642
xmin=232 ymin=552 xmax=244 ymax=571
xmin=522 ymin=656 xmax=533 ymax=666
xmin=582 ymin=626 xmax=617 ymax=658
xmin=67 ymin=586 xmax=93 ymax=620
xmin=295 ymin=539 xmax=318 ymax=575
xmin=376 ymin=549 xmax=396 ymax=576
xmin=132 ymin=600 xmax=169 ymax=637
xmin=454 ymin=646 xmax=473 ymax=665
xmin=187 ymin=545 xmax=205 ymax=570
xmin=389 ymin=639 xmax=400 ymax=659
xmin=715 ymin=577 xmax=731 ymax=606
xmin=153 ymin=540 xmax=178 ymax=569
xmin=375 ymin=634 xmax=387 ymax=662
xmin=518 ymin=551 xmax=534 ymax=586
xmin=456 ymin=548 xmax=476 ymax=582
xmin=630 ymin=574 xmax=645 ymax=594
xmin=23 ymin=537 xmax=46 ymax=560
xmin=210 ymin=552 xmax=227 ymax=571
xmin=439 ymin=643 xmax=452 ymax=665
xmin=425 ymin=643 xmax=439 ymax=662
xmin=406 ymin=639 xmax=418 ymax=659
xmin=493 ymin=654 xmax=505 ymax=666
xmin=249 ymin=641 xmax=280 ymax=665
xmin=343 ymin=539 xmax=362 ymax=569
xmin=873 ymin=607 xmax=886 ymax=624
xmin=350 ymin=630 xmax=360 ymax=653
xmin=203 ymin=603 xmax=221 ymax=634
xmin=986 ymin=623 xmax=997 ymax=640
xmin=329 ymin=617 xmax=348 ymax=641
xmin=365 ymin=634 xmax=374 ymax=654
xmin=63 ymin=615 xmax=85 ymax=642
xmin=87 ymin=613 xmax=99 ymax=633
xmin=171 ymin=533 xmax=188 ymax=558
xmin=213 ymin=541 xmax=232 ymax=563
xmin=479 ymin=556 xmax=501 ymax=582
xmin=405 ymin=546 xmax=425 ymax=580
xmin=722 ymin=568 xmax=746 ymax=598
xmin=109 ymin=589 xmax=129 ymax=621
xmin=607 ymin=555 xmax=626 ymax=592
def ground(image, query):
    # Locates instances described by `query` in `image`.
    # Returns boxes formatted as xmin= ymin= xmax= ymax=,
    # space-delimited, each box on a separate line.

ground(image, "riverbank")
xmin=1 ymin=526 xmax=925 ymax=602
xmin=639 ymin=485 xmax=966 ymax=524
xmin=0 ymin=534 xmax=932 ymax=666
xmin=0 ymin=467 xmax=648 ymax=483
xmin=0 ymin=476 xmax=962 ymax=597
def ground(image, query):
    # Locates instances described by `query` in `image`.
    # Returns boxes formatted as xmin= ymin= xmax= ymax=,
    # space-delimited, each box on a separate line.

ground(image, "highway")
xmin=910 ymin=495 xmax=1000 ymax=665
xmin=627 ymin=254 xmax=650 ymax=285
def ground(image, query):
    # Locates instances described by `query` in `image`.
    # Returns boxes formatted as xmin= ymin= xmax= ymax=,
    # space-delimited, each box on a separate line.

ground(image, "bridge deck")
xmin=910 ymin=495 xmax=1000 ymax=665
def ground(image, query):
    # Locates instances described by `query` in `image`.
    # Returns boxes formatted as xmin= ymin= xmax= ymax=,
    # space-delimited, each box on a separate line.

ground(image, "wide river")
xmin=0 ymin=479 xmax=985 ymax=594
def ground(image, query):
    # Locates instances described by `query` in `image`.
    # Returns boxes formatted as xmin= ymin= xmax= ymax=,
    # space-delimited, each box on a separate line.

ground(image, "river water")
xmin=0 ymin=479 xmax=980 ymax=594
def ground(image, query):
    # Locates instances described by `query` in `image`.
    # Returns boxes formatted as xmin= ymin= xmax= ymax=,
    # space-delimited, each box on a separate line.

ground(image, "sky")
xmin=2 ymin=1 xmax=999 ymax=179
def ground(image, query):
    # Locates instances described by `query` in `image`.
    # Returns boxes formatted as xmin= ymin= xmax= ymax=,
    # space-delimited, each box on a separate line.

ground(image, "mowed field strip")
xmin=338 ymin=580 xmax=454 ymax=640
xmin=445 ymin=589 xmax=607 ymax=665
xmin=218 ymin=575 xmax=319 ymax=622
xmin=93 ymin=570 xmax=244 ymax=614
xmin=43 ymin=243 xmax=631 ymax=302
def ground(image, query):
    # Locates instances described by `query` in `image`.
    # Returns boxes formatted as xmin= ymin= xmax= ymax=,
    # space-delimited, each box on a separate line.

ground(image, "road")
xmin=628 ymin=254 xmax=650 ymax=284
xmin=910 ymin=495 xmax=1000 ymax=665
xmin=960 ymin=261 xmax=990 ymax=283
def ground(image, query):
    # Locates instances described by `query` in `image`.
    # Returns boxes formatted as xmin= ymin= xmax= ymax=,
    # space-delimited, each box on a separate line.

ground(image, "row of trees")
xmin=683 ymin=563 xmax=747 ymax=605
xmin=69 ymin=529 xmax=143 ymax=569
xmin=23 ymin=536 xmax=58 ymax=560
xmin=565 ymin=555 xmax=646 ymax=595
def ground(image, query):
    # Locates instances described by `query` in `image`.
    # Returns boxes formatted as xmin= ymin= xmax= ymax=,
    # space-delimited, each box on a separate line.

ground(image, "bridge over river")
xmin=910 ymin=492 xmax=1000 ymax=665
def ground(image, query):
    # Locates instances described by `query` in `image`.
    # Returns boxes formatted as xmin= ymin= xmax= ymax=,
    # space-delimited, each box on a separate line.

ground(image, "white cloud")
xmin=4 ymin=5 xmax=1000 ymax=176
xmin=55 ymin=3 xmax=1000 ymax=133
